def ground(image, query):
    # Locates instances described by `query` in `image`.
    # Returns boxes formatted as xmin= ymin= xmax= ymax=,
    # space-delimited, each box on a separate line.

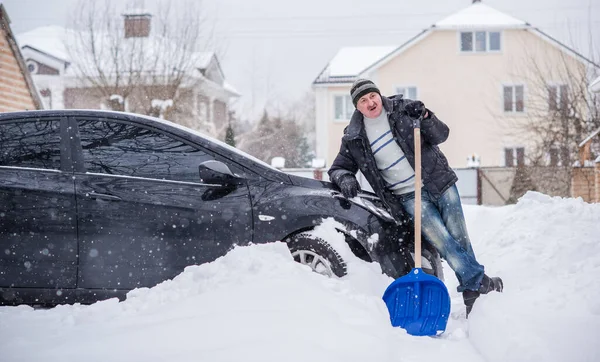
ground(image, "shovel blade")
xmin=382 ymin=268 xmax=450 ymax=336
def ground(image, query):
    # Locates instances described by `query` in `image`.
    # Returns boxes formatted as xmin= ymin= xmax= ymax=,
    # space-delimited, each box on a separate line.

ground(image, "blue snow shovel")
xmin=382 ymin=113 xmax=450 ymax=336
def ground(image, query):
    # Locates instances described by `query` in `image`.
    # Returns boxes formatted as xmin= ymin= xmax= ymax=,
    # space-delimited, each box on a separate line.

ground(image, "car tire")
xmin=421 ymin=247 xmax=445 ymax=281
xmin=285 ymin=232 xmax=347 ymax=278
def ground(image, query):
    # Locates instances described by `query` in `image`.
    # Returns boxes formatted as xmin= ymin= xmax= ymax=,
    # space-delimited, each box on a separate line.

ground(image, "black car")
xmin=0 ymin=110 xmax=443 ymax=306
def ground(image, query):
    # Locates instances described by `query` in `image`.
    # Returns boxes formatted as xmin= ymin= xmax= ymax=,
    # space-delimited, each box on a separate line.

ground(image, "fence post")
xmin=594 ymin=157 xmax=600 ymax=202
xmin=476 ymin=168 xmax=482 ymax=205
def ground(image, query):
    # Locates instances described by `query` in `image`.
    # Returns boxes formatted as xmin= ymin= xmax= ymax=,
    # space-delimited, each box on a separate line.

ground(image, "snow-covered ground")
xmin=1 ymin=191 xmax=599 ymax=362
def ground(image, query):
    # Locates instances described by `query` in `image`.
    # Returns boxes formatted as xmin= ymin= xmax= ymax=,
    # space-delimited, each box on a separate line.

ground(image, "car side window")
xmin=0 ymin=119 xmax=62 ymax=170
xmin=77 ymin=119 xmax=241 ymax=183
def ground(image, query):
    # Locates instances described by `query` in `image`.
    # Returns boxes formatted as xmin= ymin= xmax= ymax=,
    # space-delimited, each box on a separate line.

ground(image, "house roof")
xmin=0 ymin=4 xmax=44 ymax=109
xmin=327 ymin=46 xmax=397 ymax=77
xmin=122 ymin=9 xmax=152 ymax=17
xmin=17 ymin=25 xmax=72 ymax=63
xmin=434 ymin=2 xmax=528 ymax=29
xmin=579 ymin=127 xmax=600 ymax=148
xmin=17 ymin=25 xmax=226 ymax=81
xmin=313 ymin=45 xmax=397 ymax=83
xmin=223 ymin=81 xmax=241 ymax=97
xmin=313 ymin=2 xmax=597 ymax=85
xmin=313 ymin=29 xmax=430 ymax=85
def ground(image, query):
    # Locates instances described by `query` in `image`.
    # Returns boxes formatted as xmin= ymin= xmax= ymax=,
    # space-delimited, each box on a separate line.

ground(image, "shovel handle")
xmin=414 ymin=115 xmax=423 ymax=268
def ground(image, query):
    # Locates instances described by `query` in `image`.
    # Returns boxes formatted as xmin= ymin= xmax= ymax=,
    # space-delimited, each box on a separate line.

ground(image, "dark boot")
xmin=462 ymin=275 xmax=503 ymax=316
xmin=479 ymin=274 xmax=503 ymax=294
xmin=463 ymin=290 xmax=480 ymax=316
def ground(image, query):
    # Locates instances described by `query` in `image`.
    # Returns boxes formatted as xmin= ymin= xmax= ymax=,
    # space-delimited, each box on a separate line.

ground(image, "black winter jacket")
xmin=328 ymin=95 xmax=458 ymax=219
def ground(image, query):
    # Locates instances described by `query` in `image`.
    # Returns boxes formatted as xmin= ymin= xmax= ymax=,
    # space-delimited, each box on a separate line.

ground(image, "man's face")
xmin=356 ymin=92 xmax=382 ymax=118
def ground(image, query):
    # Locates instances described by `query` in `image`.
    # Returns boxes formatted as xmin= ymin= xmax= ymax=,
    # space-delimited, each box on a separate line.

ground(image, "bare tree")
xmin=493 ymin=28 xmax=600 ymax=200
xmin=284 ymin=90 xmax=316 ymax=152
xmin=237 ymin=109 xmax=313 ymax=168
xmin=517 ymin=54 xmax=598 ymax=165
xmin=66 ymin=0 xmax=219 ymax=121
xmin=504 ymin=28 xmax=600 ymax=168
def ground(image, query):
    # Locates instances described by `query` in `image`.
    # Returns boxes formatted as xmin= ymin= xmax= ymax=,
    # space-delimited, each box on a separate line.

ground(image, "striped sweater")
xmin=364 ymin=110 xmax=415 ymax=195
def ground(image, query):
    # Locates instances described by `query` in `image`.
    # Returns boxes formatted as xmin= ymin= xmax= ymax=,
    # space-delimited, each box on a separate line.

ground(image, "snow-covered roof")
xmin=313 ymin=2 xmax=596 ymax=85
xmin=435 ymin=2 xmax=528 ymax=29
xmin=590 ymin=75 xmax=600 ymax=93
xmin=223 ymin=81 xmax=241 ymax=96
xmin=313 ymin=45 xmax=396 ymax=84
xmin=17 ymin=25 xmax=73 ymax=63
xmin=579 ymin=127 xmax=600 ymax=148
xmin=18 ymin=25 xmax=220 ymax=79
xmin=327 ymin=46 xmax=397 ymax=77
xmin=195 ymin=52 xmax=214 ymax=70
xmin=122 ymin=8 xmax=152 ymax=17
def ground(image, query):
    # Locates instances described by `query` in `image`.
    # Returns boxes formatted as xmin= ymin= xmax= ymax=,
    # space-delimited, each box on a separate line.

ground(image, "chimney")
xmin=472 ymin=0 xmax=482 ymax=3
xmin=122 ymin=10 xmax=152 ymax=38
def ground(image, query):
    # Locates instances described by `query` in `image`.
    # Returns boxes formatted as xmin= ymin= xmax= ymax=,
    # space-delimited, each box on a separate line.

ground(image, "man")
xmin=328 ymin=79 xmax=502 ymax=316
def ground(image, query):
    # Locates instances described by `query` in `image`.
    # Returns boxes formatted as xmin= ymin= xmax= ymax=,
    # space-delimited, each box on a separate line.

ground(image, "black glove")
xmin=405 ymin=100 xmax=425 ymax=118
xmin=338 ymin=175 xmax=360 ymax=199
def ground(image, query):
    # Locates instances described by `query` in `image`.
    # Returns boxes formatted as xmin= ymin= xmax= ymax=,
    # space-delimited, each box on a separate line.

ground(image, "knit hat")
xmin=350 ymin=78 xmax=380 ymax=107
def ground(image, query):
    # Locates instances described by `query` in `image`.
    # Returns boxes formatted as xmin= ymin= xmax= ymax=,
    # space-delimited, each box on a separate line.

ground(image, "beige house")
xmin=313 ymin=1 xmax=598 ymax=169
xmin=16 ymin=11 xmax=239 ymax=138
xmin=0 ymin=4 xmax=43 ymax=112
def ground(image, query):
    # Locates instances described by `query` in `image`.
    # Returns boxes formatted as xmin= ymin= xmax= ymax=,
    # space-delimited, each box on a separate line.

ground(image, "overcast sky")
xmin=3 ymin=0 xmax=599 ymax=121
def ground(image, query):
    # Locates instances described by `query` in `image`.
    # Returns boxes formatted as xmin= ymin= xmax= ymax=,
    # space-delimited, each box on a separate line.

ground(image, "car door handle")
xmin=87 ymin=192 xmax=122 ymax=201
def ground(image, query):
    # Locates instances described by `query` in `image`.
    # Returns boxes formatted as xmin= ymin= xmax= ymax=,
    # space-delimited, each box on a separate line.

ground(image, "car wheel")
xmin=285 ymin=232 xmax=347 ymax=277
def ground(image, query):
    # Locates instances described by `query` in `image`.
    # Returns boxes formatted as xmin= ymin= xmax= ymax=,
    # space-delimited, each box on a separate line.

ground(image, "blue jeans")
xmin=395 ymin=184 xmax=484 ymax=292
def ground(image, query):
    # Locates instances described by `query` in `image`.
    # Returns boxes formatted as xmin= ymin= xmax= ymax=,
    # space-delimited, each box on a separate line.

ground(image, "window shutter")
xmin=503 ymin=86 xmax=513 ymax=112
xmin=505 ymin=148 xmax=514 ymax=166
xmin=559 ymin=85 xmax=568 ymax=110
xmin=516 ymin=147 xmax=525 ymax=166
xmin=548 ymin=86 xmax=557 ymax=110
xmin=515 ymin=85 xmax=524 ymax=112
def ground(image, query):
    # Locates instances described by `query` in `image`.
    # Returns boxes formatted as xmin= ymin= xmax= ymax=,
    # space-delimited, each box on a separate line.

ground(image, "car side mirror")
xmin=198 ymin=160 xmax=240 ymax=185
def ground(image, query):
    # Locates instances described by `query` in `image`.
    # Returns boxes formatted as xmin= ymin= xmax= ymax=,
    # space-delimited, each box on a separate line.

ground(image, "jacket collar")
xmin=344 ymin=95 xmax=399 ymax=140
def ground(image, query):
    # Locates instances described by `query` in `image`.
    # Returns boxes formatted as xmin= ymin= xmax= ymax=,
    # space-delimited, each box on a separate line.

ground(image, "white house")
xmin=17 ymin=11 xmax=239 ymax=137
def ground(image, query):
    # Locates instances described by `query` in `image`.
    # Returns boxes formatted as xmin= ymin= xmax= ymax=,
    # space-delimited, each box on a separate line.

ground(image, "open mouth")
xmin=368 ymin=104 xmax=377 ymax=112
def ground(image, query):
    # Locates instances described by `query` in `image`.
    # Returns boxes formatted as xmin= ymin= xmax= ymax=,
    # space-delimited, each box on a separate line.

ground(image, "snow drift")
xmin=1 ymin=191 xmax=599 ymax=362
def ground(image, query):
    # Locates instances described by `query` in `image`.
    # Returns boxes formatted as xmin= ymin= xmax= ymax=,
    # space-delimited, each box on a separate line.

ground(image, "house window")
xmin=460 ymin=32 xmax=473 ymax=51
xmin=505 ymin=147 xmax=525 ymax=166
xmin=489 ymin=32 xmax=501 ymax=51
xmin=503 ymin=85 xmax=524 ymax=112
xmin=334 ymin=95 xmax=353 ymax=120
xmin=548 ymin=84 xmax=568 ymax=110
xmin=395 ymin=86 xmax=418 ymax=100
xmin=461 ymin=31 xmax=501 ymax=52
